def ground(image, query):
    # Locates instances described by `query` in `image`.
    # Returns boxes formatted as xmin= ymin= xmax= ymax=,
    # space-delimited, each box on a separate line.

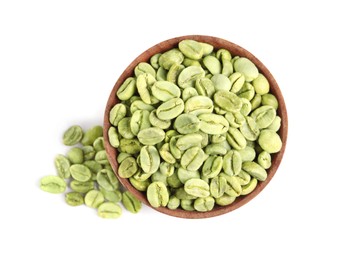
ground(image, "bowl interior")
xmin=104 ymin=35 xmax=288 ymax=219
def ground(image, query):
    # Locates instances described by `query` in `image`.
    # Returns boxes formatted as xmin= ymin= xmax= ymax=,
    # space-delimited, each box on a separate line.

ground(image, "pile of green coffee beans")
xmin=108 ymin=39 xmax=282 ymax=212
xmin=40 ymin=125 xmax=141 ymax=219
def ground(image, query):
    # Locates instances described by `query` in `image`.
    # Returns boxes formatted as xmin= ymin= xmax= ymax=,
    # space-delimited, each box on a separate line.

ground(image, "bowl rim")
xmin=103 ymin=35 xmax=288 ymax=219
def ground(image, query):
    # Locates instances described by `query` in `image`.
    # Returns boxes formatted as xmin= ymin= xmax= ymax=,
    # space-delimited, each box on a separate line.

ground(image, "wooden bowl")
xmin=103 ymin=35 xmax=288 ymax=219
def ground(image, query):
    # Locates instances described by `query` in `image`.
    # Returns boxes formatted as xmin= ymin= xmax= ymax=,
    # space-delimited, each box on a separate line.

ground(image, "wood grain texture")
xmin=103 ymin=35 xmax=288 ymax=219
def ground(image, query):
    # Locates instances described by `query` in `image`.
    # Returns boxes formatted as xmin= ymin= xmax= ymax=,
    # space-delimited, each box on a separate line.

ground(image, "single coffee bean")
xmin=54 ymin=154 xmax=71 ymax=179
xmin=65 ymin=192 xmax=84 ymax=206
xmin=184 ymin=178 xmax=210 ymax=198
xmin=97 ymin=202 xmax=122 ymax=219
xmin=85 ymin=190 xmax=105 ymax=208
xmin=40 ymin=175 xmax=66 ymax=194
xmin=81 ymin=126 xmax=103 ymax=146
xmin=147 ymin=181 xmax=169 ymax=207
xmin=122 ymin=191 xmax=142 ymax=213
xmin=70 ymin=164 xmax=92 ymax=182
xmin=63 ymin=125 xmax=83 ymax=146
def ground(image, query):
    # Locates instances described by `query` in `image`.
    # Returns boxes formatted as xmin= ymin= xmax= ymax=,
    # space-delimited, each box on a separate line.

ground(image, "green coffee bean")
xmin=242 ymin=161 xmax=267 ymax=181
xmin=181 ymin=199 xmax=195 ymax=211
xmin=203 ymin=55 xmax=221 ymax=75
xmin=178 ymin=39 xmax=204 ymax=60
xmin=66 ymin=147 xmax=84 ymax=164
xmin=130 ymin=100 xmax=155 ymax=114
xmin=151 ymin=81 xmax=181 ymax=101
xmin=117 ymin=77 xmax=136 ymax=101
xmin=176 ymin=133 xmax=202 ymax=151
xmin=167 ymin=63 xmax=185 ymax=84
xmin=241 ymin=178 xmax=258 ymax=195
xmin=97 ymin=169 xmax=119 ymax=191
xmin=118 ymin=157 xmax=138 ymax=178
xmin=130 ymin=110 xmax=151 ymax=135
xmin=240 ymin=116 xmax=260 ymax=141
xmin=240 ymin=98 xmax=252 ymax=116
xmin=119 ymin=138 xmax=141 ymax=154
xmin=70 ymin=180 xmax=94 ymax=193
xmin=198 ymin=113 xmax=229 ymax=135
xmin=226 ymin=127 xmax=247 ymax=150
xmin=211 ymin=74 xmax=231 ymax=91
xmin=40 ymin=175 xmax=66 ymax=194
xmin=236 ymin=170 xmax=251 ymax=185
xmin=108 ymin=126 xmax=120 ymax=148
xmin=63 ymin=125 xmax=83 ymax=146
xmin=93 ymin=137 xmax=105 ymax=152
xmin=251 ymin=93 xmax=262 ymax=111
xmin=129 ymin=177 xmax=150 ymax=191
xmin=194 ymin=197 xmax=215 ymax=212
xmin=223 ymin=150 xmax=242 ymax=176
xmin=184 ymin=178 xmax=210 ymax=198
xmin=215 ymin=194 xmax=236 ymax=206
xmin=251 ymin=105 xmax=276 ymax=129
xmin=214 ymin=90 xmax=242 ymax=113
xmin=182 ymin=87 xmax=198 ymax=101
xmin=134 ymin=62 xmax=156 ymax=78
xmin=85 ymin=190 xmax=104 ymax=208
xmin=98 ymin=202 xmax=122 ymax=219
xmin=222 ymin=174 xmax=242 ymax=197
xmin=65 ymin=192 xmax=84 ymax=206
xmin=175 ymin=187 xmax=197 ymax=200
xmin=167 ymin=196 xmax=180 ymax=210
xmin=70 ymin=164 xmax=92 ymax=182
xmin=156 ymin=97 xmax=185 ymax=120
xmin=184 ymin=96 xmax=214 ymax=115
xmin=204 ymin=143 xmax=228 ymax=156
xmin=159 ymin=143 xmax=176 ymax=164
xmin=150 ymin=53 xmax=161 ymax=69
xmin=262 ymin=93 xmax=279 ymax=109
xmin=167 ymin=172 xmax=183 ymax=189
xmin=174 ymin=113 xmax=200 ymax=134
xmin=159 ymin=48 xmax=184 ymax=70
xmin=149 ymin=109 xmax=171 ymax=129
xmin=233 ymin=57 xmax=259 ymax=82
xmin=237 ymin=82 xmax=255 ymax=100
xmin=210 ymin=176 xmax=227 ymax=198
xmin=178 ymin=65 xmax=205 ymax=89
xmin=136 ymin=73 xmax=158 ymax=105
xmin=225 ymin=112 xmax=245 ymax=128
xmin=151 ymin=171 xmax=168 ymax=186
xmin=177 ymin=168 xmax=200 ymax=184
xmin=258 ymin=129 xmax=282 ymax=153
xmin=109 ymin=103 xmax=127 ymax=126
xmin=195 ymin=77 xmax=215 ymax=98
xmin=137 ymin=127 xmax=165 ymax=145
xmin=238 ymin=146 xmax=256 ymax=162
xmin=252 ymin=73 xmax=270 ymax=95
xmin=140 ymin=145 xmax=160 ymax=174
xmin=81 ymin=126 xmax=103 ymax=146
xmin=54 ymin=154 xmax=71 ymax=179
xmin=267 ymin=116 xmax=281 ymax=132
xmin=159 ymin=162 xmax=174 ymax=177
xmin=181 ymin=146 xmax=205 ymax=171
xmin=122 ymin=191 xmax=142 ymax=213
xmin=95 ymin=150 xmax=109 ymax=165
xmin=147 ymin=181 xmax=169 ymax=207
xmin=82 ymin=145 xmax=96 ymax=160
xmin=258 ymin=151 xmax=272 ymax=169
xmin=229 ymin=72 xmax=245 ymax=93
xmin=202 ymin=156 xmax=223 ymax=179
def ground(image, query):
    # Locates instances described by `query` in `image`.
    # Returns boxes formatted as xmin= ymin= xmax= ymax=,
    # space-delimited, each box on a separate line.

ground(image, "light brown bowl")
xmin=104 ymin=35 xmax=288 ymax=219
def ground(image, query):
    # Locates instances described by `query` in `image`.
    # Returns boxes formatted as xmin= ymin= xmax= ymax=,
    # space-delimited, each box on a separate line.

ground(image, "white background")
xmin=1 ymin=0 xmax=344 ymax=259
